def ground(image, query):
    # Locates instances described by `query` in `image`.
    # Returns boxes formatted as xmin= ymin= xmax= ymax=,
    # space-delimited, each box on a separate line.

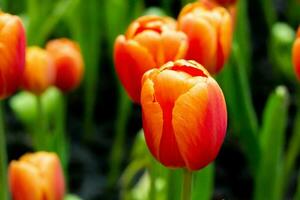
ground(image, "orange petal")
xmin=134 ymin=30 xmax=165 ymax=66
xmin=173 ymin=78 xmax=227 ymax=170
xmin=179 ymin=13 xmax=217 ymax=72
xmin=293 ymin=39 xmax=300 ymax=80
xmin=9 ymin=161 xmax=43 ymax=200
xmin=161 ymin=30 xmax=187 ymax=62
xmin=114 ymin=35 xmax=155 ymax=102
xmin=216 ymin=8 xmax=232 ymax=73
xmin=141 ymin=76 xmax=164 ymax=159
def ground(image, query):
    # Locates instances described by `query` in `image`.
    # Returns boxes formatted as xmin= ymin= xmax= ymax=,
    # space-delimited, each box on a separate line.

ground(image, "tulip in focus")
xmin=46 ymin=38 xmax=84 ymax=92
xmin=0 ymin=12 xmax=26 ymax=99
xmin=114 ymin=15 xmax=188 ymax=103
xmin=141 ymin=60 xmax=227 ymax=170
xmin=178 ymin=2 xmax=232 ymax=74
xmin=293 ymin=27 xmax=300 ymax=80
xmin=9 ymin=152 xmax=65 ymax=200
xmin=22 ymin=47 xmax=55 ymax=95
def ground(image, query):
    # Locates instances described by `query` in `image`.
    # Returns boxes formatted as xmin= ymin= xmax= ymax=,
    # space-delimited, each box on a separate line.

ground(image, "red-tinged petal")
xmin=0 ymin=13 xmax=25 ymax=99
xmin=134 ymin=30 xmax=164 ymax=66
xmin=161 ymin=30 xmax=187 ymax=62
xmin=216 ymin=8 xmax=232 ymax=73
xmin=114 ymin=35 xmax=156 ymax=103
xmin=179 ymin=14 xmax=217 ymax=72
xmin=9 ymin=161 xmax=43 ymax=200
xmin=141 ymin=76 xmax=163 ymax=160
xmin=293 ymin=39 xmax=300 ymax=80
xmin=173 ymin=78 xmax=227 ymax=170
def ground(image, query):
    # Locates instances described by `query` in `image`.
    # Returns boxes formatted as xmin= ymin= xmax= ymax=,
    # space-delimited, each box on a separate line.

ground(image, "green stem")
xmin=107 ymin=87 xmax=131 ymax=188
xmin=149 ymin=158 xmax=157 ymax=200
xmin=55 ymin=94 xmax=68 ymax=177
xmin=0 ymin=102 xmax=8 ymax=200
xmin=294 ymin=172 xmax=300 ymax=200
xmin=181 ymin=169 xmax=193 ymax=200
xmin=34 ymin=95 xmax=45 ymax=150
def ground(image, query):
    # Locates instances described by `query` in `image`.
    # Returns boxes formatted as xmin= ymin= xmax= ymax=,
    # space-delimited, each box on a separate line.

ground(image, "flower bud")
xmin=22 ymin=47 xmax=55 ymax=95
xmin=46 ymin=38 xmax=84 ymax=92
xmin=0 ymin=12 xmax=26 ymax=99
xmin=141 ymin=60 xmax=227 ymax=170
xmin=114 ymin=15 xmax=188 ymax=103
xmin=293 ymin=27 xmax=300 ymax=80
xmin=9 ymin=152 xmax=65 ymax=200
xmin=178 ymin=2 xmax=232 ymax=74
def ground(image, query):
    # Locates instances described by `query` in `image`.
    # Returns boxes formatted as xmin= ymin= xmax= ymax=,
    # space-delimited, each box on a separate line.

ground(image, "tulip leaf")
xmin=217 ymin=42 xmax=260 ymax=174
xmin=261 ymin=0 xmax=277 ymax=31
xmin=254 ymin=86 xmax=289 ymax=200
xmin=294 ymin=172 xmax=300 ymax=200
xmin=192 ymin=164 xmax=214 ymax=200
xmin=234 ymin=0 xmax=252 ymax=75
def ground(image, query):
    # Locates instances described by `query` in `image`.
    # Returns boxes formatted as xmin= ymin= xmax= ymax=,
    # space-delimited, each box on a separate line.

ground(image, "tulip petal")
xmin=114 ymin=35 xmax=156 ymax=102
xmin=179 ymin=13 xmax=217 ymax=72
xmin=173 ymin=78 xmax=227 ymax=170
xmin=293 ymin=39 xmax=300 ymax=80
xmin=9 ymin=161 xmax=43 ymax=200
xmin=216 ymin=8 xmax=232 ymax=72
xmin=141 ymin=78 xmax=163 ymax=160
xmin=134 ymin=30 xmax=164 ymax=66
xmin=161 ymin=30 xmax=187 ymax=62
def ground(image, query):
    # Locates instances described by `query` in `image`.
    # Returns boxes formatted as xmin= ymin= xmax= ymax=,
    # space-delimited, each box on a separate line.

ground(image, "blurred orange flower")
xmin=178 ymin=2 xmax=233 ymax=74
xmin=46 ymin=38 xmax=84 ymax=93
xmin=141 ymin=60 xmax=227 ymax=170
xmin=22 ymin=47 xmax=55 ymax=95
xmin=9 ymin=152 xmax=65 ymax=200
xmin=293 ymin=27 xmax=300 ymax=80
xmin=114 ymin=15 xmax=188 ymax=103
xmin=0 ymin=12 xmax=26 ymax=99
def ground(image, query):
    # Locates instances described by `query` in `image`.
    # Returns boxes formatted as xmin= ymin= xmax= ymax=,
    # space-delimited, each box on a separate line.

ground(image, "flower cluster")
xmin=113 ymin=0 xmax=235 ymax=171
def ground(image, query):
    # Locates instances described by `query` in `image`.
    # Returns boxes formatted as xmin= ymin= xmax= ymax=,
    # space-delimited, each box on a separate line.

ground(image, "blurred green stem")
xmin=181 ymin=169 xmax=193 ymax=200
xmin=55 ymin=94 xmax=68 ymax=177
xmin=149 ymin=158 xmax=157 ymax=200
xmin=108 ymin=87 xmax=131 ymax=188
xmin=294 ymin=172 xmax=300 ymax=200
xmin=0 ymin=102 xmax=8 ymax=200
xmin=261 ymin=0 xmax=277 ymax=31
xmin=34 ymin=95 xmax=45 ymax=150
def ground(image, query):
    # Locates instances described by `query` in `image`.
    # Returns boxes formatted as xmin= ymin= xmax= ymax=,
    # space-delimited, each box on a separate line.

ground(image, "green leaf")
xmin=254 ymin=86 xmax=289 ymax=200
xmin=192 ymin=164 xmax=214 ymax=200
xmin=217 ymin=43 xmax=260 ymax=174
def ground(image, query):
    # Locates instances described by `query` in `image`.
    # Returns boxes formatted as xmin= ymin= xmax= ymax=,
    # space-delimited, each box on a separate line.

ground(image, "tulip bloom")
xmin=9 ymin=152 xmax=65 ymax=200
xmin=293 ymin=27 xmax=300 ymax=80
xmin=114 ymin=15 xmax=188 ymax=103
xmin=0 ymin=12 xmax=26 ymax=99
xmin=22 ymin=47 xmax=55 ymax=95
xmin=178 ymin=2 xmax=232 ymax=74
xmin=46 ymin=38 xmax=84 ymax=92
xmin=141 ymin=60 xmax=227 ymax=170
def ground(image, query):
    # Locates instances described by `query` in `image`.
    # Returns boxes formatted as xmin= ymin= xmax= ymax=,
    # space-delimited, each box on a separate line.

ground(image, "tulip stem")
xmin=181 ymin=169 xmax=193 ymax=200
xmin=34 ymin=95 xmax=46 ymax=150
xmin=108 ymin=87 xmax=131 ymax=188
xmin=0 ymin=102 xmax=9 ymax=200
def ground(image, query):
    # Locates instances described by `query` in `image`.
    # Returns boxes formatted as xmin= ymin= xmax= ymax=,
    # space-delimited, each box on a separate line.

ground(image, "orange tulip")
xmin=141 ymin=60 xmax=227 ymax=170
xmin=46 ymin=38 xmax=84 ymax=92
xmin=9 ymin=152 xmax=65 ymax=200
xmin=114 ymin=15 xmax=188 ymax=103
xmin=293 ymin=27 xmax=300 ymax=80
xmin=22 ymin=47 xmax=55 ymax=95
xmin=178 ymin=2 xmax=233 ymax=74
xmin=0 ymin=12 xmax=26 ymax=99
